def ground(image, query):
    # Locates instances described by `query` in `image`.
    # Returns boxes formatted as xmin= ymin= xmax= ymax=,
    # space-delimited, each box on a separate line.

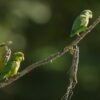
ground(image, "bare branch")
xmin=61 ymin=45 xmax=79 ymax=100
xmin=0 ymin=16 xmax=100 ymax=88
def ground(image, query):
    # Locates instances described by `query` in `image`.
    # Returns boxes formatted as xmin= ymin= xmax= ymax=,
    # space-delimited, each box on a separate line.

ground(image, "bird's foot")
xmin=4 ymin=77 xmax=9 ymax=82
xmin=68 ymin=45 xmax=78 ymax=55
xmin=77 ymin=33 xmax=80 ymax=37
xmin=68 ymin=46 xmax=75 ymax=54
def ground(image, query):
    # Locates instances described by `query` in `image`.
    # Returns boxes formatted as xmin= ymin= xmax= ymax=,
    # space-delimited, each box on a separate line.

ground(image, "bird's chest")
xmin=85 ymin=18 xmax=89 ymax=26
xmin=82 ymin=17 xmax=89 ymax=27
xmin=12 ymin=61 xmax=20 ymax=74
xmin=15 ymin=62 xmax=20 ymax=71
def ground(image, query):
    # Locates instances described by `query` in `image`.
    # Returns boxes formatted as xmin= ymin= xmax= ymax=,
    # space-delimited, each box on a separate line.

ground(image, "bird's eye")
xmin=89 ymin=11 xmax=92 ymax=14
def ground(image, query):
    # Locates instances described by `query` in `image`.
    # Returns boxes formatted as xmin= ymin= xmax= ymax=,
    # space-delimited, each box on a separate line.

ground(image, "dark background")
xmin=0 ymin=0 xmax=100 ymax=100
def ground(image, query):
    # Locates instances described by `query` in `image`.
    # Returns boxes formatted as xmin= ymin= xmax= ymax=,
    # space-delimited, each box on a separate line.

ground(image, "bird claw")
xmin=68 ymin=46 xmax=75 ymax=54
xmin=4 ymin=77 xmax=9 ymax=81
xmin=76 ymin=33 xmax=81 ymax=37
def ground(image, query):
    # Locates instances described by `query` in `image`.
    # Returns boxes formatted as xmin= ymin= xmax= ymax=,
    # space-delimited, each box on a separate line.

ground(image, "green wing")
xmin=0 ymin=61 xmax=17 ymax=80
xmin=70 ymin=16 xmax=88 ymax=37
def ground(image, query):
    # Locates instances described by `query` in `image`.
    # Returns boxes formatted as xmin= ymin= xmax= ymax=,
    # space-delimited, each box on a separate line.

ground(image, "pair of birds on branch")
xmin=0 ymin=9 xmax=92 ymax=81
xmin=0 ymin=45 xmax=24 ymax=80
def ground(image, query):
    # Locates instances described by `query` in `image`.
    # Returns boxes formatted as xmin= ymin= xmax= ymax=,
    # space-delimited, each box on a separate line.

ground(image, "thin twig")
xmin=0 ymin=16 xmax=100 ymax=88
xmin=61 ymin=45 xmax=79 ymax=100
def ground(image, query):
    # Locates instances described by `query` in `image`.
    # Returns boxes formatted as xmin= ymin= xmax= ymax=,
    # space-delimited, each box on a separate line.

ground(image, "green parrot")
xmin=0 ymin=46 xmax=11 ymax=71
xmin=0 ymin=52 xmax=24 ymax=80
xmin=70 ymin=10 xmax=93 ymax=37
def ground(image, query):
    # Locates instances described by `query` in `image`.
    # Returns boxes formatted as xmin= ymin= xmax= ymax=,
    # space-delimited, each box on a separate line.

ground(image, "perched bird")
xmin=70 ymin=10 xmax=92 ymax=37
xmin=0 ymin=46 xmax=11 ymax=71
xmin=0 ymin=52 xmax=24 ymax=80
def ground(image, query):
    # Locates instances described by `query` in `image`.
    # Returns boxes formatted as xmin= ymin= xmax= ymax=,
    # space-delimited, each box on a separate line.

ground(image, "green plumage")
xmin=70 ymin=10 xmax=93 ymax=37
xmin=0 ymin=52 xmax=24 ymax=80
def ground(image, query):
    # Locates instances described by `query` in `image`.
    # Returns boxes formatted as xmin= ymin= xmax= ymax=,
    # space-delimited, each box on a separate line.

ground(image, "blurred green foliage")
xmin=0 ymin=0 xmax=100 ymax=100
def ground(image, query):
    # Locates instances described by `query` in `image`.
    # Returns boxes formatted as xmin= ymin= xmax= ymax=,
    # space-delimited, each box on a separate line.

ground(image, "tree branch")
xmin=61 ymin=45 xmax=79 ymax=100
xmin=0 ymin=16 xmax=100 ymax=88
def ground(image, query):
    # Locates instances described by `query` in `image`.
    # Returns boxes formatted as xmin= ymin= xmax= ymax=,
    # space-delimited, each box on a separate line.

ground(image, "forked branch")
xmin=61 ymin=45 xmax=79 ymax=100
xmin=0 ymin=16 xmax=100 ymax=88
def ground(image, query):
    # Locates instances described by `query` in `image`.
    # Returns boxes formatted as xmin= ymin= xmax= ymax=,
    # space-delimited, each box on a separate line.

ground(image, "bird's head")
xmin=82 ymin=10 xmax=93 ymax=19
xmin=13 ymin=52 xmax=24 ymax=62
